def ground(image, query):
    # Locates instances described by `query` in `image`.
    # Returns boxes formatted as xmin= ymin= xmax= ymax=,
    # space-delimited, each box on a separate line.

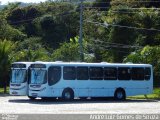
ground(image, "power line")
xmin=84 ymin=7 xmax=160 ymax=14
xmin=8 ymin=18 xmax=35 ymax=25
xmin=87 ymin=43 xmax=133 ymax=53
xmin=93 ymin=39 xmax=142 ymax=49
xmin=85 ymin=20 xmax=160 ymax=32
xmin=84 ymin=1 xmax=160 ymax=3
xmin=84 ymin=6 xmax=160 ymax=10
xmin=8 ymin=8 xmax=160 ymax=25
xmin=109 ymin=10 xmax=160 ymax=14
xmin=8 ymin=10 xmax=77 ymax=25
xmin=84 ymin=6 xmax=110 ymax=9
xmin=60 ymin=0 xmax=160 ymax=3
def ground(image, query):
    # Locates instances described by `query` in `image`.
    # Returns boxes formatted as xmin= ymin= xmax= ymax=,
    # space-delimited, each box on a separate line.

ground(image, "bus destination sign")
xmin=12 ymin=64 xmax=26 ymax=68
xmin=30 ymin=64 xmax=46 ymax=68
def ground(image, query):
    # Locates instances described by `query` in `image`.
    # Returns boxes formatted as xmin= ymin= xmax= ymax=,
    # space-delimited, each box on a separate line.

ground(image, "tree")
xmin=15 ymin=48 xmax=51 ymax=62
xmin=40 ymin=15 xmax=64 ymax=49
xmin=40 ymin=14 xmax=74 ymax=49
xmin=0 ymin=40 xmax=15 ymax=93
xmin=25 ymin=6 xmax=42 ymax=19
xmin=102 ymin=4 xmax=138 ymax=62
xmin=52 ymin=42 xmax=80 ymax=61
xmin=110 ymin=0 xmax=160 ymax=8
xmin=83 ymin=9 xmax=111 ymax=62
xmin=23 ymin=6 xmax=42 ymax=36
xmin=2 ymin=2 xmax=21 ymax=13
xmin=51 ymin=37 xmax=80 ymax=61
xmin=7 ymin=7 xmax=25 ymax=23
xmin=134 ymin=9 xmax=160 ymax=46
xmin=0 ymin=14 xmax=26 ymax=41
xmin=52 ymin=37 xmax=94 ymax=62
xmin=92 ymin=0 xmax=111 ymax=11
xmin=13 ymin=37 xmax=51 ymax=61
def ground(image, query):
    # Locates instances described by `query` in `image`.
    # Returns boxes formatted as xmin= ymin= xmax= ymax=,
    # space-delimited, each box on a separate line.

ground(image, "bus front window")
xmin=11 ymin=69 xmax=27 ymax=83
xmin=31 ymin=69 xmax=47 ymax=84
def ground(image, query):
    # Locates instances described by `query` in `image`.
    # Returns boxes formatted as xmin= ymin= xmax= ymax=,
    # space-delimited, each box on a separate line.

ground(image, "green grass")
xmin=128 ymin=88 xmax=160 ymax=100
xmin=0 ymin=87 xmax=9 ymax=94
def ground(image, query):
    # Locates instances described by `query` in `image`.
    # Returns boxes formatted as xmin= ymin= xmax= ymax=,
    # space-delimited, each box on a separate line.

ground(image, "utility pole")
xmin=79 ymin=0 xmax=84 ymax=62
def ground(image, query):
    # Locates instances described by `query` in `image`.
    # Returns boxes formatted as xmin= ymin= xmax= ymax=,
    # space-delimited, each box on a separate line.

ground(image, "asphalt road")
xmin=0 ymin=95 xmax=160 ymax=120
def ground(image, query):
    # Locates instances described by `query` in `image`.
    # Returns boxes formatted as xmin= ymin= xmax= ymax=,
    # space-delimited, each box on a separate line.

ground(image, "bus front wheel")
xmin=62 ymin=89 xmax=74 ymax=101
xmin=114 ymin=89 xmax=126 ymax=100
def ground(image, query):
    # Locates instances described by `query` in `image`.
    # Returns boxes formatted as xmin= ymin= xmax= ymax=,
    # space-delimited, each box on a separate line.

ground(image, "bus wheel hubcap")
xmin=65 ymin=92 xmax=71 ymax=99
xmin=117 ymin=92 xmax=123 ymax=99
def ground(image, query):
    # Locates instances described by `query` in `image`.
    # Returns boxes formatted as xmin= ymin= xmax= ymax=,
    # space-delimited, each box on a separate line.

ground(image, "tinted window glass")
xmin=132 ymin=68 xmax=144 ymax=80
xmin=104 ymin=67 xmax=117 ymax=80
xmin=77 ymin=67 xmax=89 ymax=80
xmin=11 ymin=69 xmax=27 ymax=83
xmin=145 ymin=67 xmax=151 ymax=80
xmin=28 ymin=68 xmax=31 ymax=84
xmin=48 ymin=66 xmax=61 ymax=85
xmin=118 ymin=67 xmax=131 ymax=80
xmin=31 ymin=70 xmax=47 ymax=84
xmin=63 ymin=67 xmax=76 ymax=80
xmin=89 ymin=67 xmax=103 ymax=80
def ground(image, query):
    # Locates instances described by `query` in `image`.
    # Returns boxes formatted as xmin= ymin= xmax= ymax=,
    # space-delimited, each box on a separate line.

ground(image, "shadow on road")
xmin=8 ymin=97 xmax=160 ymax=105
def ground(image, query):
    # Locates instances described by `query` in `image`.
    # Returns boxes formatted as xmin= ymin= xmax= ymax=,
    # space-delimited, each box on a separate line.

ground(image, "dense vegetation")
xmin=0 ymin=0 xmax=160 ymax=92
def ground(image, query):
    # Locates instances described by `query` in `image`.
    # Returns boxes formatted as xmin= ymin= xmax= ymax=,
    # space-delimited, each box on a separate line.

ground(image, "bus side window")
xmin=145 ymin=67 xmax=151 ymax=80
xmin=132 ymin=67 xmax=144 ymax=80
xmin=118 ymin=67 xmax=131 ymax=80
xmin=104 ymin=67 xmax=117 ymax=80
xmin=89 ymin=67 xmax=103 ymax=80
xmin=77 ymin=67 xmax=89 ymax=80
xmin=63 ymin=67 xmax=76 ymax=80
xmin=48 ymin=66 xmax=61 ymax=85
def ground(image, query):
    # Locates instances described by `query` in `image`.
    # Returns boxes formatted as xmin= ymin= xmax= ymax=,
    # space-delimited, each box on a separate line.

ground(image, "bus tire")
xmin=28 ymin=96 xmax=36 ymax=100
xmin=114 ymin=88 xmax=126 ymax=100
xmin=80 ymin=97 xmax=87 ymax=100
xmin=62 ymin=88 xmax=74 ymax=101
xmin=41 ymin=97 xmax=50 ymax=100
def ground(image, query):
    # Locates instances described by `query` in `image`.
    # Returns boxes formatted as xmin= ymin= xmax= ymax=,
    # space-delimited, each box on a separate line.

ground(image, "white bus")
xmin=10 ymin=62 xmax=32 ymax=96
xmin=29 ymin=62 xmax=153 ymax=100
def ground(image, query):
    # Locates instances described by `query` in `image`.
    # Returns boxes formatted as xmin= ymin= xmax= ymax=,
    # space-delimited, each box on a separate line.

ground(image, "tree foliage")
xmin=0 ymin=40 xmax=16 ymax=92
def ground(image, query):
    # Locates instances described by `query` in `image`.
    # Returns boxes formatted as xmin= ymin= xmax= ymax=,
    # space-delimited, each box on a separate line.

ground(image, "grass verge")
xmin=0 ymin=87 xmax=9 ymax=94
xmin=128 ymin=88 xmax=160 ymax=100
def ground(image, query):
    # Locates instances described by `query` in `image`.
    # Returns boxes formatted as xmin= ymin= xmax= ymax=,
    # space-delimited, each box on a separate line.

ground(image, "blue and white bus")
xmin=10 ymin=62 xmax=32 ymax=96
xmin=29 ymin=62 xmax=153 ymax=100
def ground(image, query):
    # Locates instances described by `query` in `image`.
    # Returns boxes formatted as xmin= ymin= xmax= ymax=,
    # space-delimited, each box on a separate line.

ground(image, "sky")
xmin=0 ymin=0 xmax=47 ymax=5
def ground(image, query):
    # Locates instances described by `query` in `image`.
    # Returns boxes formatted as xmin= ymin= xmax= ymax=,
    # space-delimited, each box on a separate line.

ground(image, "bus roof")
xmin=12 ymin=62 xmax=33 ymax=64
xmin=31 ymin=61 xmax=152 ymax=67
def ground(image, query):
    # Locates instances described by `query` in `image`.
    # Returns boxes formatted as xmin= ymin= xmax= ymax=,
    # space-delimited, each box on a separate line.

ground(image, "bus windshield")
xmin=31 ymin=69 xmax=47 ymax=84
xmin=11 ymin=69 xmax=27 ymax=83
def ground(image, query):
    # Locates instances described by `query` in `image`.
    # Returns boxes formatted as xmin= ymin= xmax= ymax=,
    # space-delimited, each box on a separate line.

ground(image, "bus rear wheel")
xmin=114 ymin=89 xmax=126 ymax=100
xmin=62 ymin=89 xmax=74 ymax=101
